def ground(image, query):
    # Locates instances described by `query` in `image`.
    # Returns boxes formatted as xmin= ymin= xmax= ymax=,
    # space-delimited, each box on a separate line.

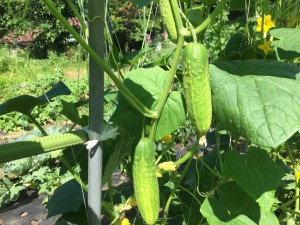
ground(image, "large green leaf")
xmin=270 ymin=28 xmax=300 ymax=54
xmin=111 ymin=69 xmax=185 ymax=139
xmin=46 ymin=179 xmax=86 ymax=218
xmin=0 ymin=81 xmax=71 ymax=116
xmin=200 ymin=182 xmax=260 ymax=225
xmin=210 ymin=60 xmax=300 ymax=148
xmin=200 ymin=182 xmax=279 ymax=225
xmin=223 ymin=148 xmax=284 ymax=200
xmin=155 ymin=91 xmax=186 ymax=141
xmin=256 ymin=191 xmax=279 ymax=225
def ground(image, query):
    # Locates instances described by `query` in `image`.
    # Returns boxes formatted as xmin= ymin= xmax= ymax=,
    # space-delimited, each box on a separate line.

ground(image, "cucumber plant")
xmin=1 ymin=0 xmax=300 ymax=224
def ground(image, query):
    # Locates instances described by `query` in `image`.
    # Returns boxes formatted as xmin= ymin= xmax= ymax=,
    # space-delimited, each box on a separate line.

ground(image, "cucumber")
xmin=159 ymin=0 xmax=178 ymax=42
xmin=133 ymin=138 xmax=160 ymax=225
xmin=182 ymin=42 xmax=212 ymax=136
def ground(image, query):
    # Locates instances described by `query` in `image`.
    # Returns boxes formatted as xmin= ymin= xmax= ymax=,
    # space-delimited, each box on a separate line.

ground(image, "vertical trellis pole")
xmin=88 ymin=0 xmax=104 ymax=224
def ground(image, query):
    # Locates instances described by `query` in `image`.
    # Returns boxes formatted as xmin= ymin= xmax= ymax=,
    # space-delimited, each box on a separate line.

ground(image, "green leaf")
xmin=38 ymin=81 xmax=71 ymax=102
xmin=0 ymin=81 xmax=71 ymax=116
xmin=223 ymin=148 xmax=284 ymax=200
xmin=123 ymin=47 xmax=153 ymax=65
xmin=257 ymin=191 xmax=279 ymax=225
xmin=110 ymin=67 xmax=168 ymax=134
xmin=270 ymin=28 xmax=300 ymax=54
xmin=102 ymin=134 xmax=132 ymax=184
xmin=256 ymin=191 xmax=277 ymax=213
xmin=0 ymin=95 xmax=44 ymax=116
xmin=133 ymin=0 xmax=151 ymax=8
xmin=155 ymin=91 xmax=186 ymax=141
xmin=60 ymin=100 xmax=83 ymax=126
xmin=9 ymin=185 xmax=25 ymax=202
xmin=99 ymin=123 xmax=119 ymax=141
xmin=259 ymin=210 xmax=279 ymax=225
xmin=83 ymin=123 xmax=119 ymax=142
xmin=186 ymin=8 xmax=204 ymax=27
xmin=46 ymin=179 xmax=86 ymax=218
xmin=210 ymin=60 xmax=300 ymax=148
xmin=54 ymin=217 xmax=69 ymax=225
xmin=200 ymin=182 xmax=260 ymax=225
xmin=3 ymin=157 xmax=32 ymax=175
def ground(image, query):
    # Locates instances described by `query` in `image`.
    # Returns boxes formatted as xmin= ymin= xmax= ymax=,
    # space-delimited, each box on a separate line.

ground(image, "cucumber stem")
xmin=286 ymin=142 xmax=300 ymax=218
xmin=216 ymin=125 xmax=224 ymax=173
xmin=162 ymin=149 xmax=195 ymax=224
xmin=155 ymin=35 xmax=185 ymax=118
xmin=169 ymin=0 xmax=184 ymax=33
xmin=186 ymin=0 xmax=227 ymax=36
xmin=27 ymin=114 xmax=47 ymax=136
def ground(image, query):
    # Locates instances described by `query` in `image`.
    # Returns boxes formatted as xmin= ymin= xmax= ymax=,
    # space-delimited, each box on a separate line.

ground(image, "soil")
xmin=64 ymin=69 xmax=87 ymax=80
xmin=0 ymin=193 xmax=61 ymax=225
xmin=0 ymin=171 xmax=129 ymax=225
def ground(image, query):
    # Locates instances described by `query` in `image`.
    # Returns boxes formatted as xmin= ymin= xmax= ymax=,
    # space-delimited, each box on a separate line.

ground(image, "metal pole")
xmin=88 ymin=0 xmax=104 ymax=224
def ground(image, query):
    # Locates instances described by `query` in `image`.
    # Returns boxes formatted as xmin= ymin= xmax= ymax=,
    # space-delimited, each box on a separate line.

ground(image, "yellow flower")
xmin=256 ymin=15 xmax=275 ymax=33
xmin=158 ymin=161 xmax=177 ymax=171
xmin=258 ymin=39 xmax=273 ymax=55
xmin=156 ymin=171 xmax=163 ymax=177
xmin=162 ymin=134 xmax=172 ymax=144
xmin=120 ymin=218 xmax=131 ymax=225
xmin=295 ymin=171 xmax=300 ymax=184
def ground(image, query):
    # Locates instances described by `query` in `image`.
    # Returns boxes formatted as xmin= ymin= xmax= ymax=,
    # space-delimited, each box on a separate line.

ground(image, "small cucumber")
xmin=133 ymin=138 xmax=160 ymax=225
xmin=159 ymin=0 xmax=178 ymax=42
xmin=182 ymin=42 xmax=212 ymax=136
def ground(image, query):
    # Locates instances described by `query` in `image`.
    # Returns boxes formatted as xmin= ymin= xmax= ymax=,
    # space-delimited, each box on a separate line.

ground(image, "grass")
xmin=0 ymin=46 xmax=87 ymax=101
xmin=0 ymin=45 xmax=89 ymax=133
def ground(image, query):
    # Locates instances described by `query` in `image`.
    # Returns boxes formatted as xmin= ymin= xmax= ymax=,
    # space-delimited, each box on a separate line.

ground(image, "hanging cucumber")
xmin=133 ymin=138 xmax=160 ymax=225
xmin=159 ymin=0 xmax=178 ymax=42
xmin=182 ymin=42 xmax=212 ymax=136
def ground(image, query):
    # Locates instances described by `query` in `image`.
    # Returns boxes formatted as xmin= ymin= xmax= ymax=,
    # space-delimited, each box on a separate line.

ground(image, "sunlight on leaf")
xmin=210 ymin=60 xmax=300 ymax=148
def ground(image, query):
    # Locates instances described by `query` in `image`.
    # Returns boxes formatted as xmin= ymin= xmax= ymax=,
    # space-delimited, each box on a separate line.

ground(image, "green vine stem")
xmin=27 ymin=114 xmax=48 ymax=136
xmin=274 ymin=203 xmax=300 ymax=217
xmin=138 ymin=1 xmax=154 ymax=68
xmin=280 ymin=194 xmax=300 ymax=208
xmin=60 ymin=156 xmax=88 ymax=191
xmin=199 ymin=156 xmax=222 ymax=179
xmin=156 ymin=35 xmax=185 ymax=117
xmin=216 ymin=125 xmax=224 ymax=173
xmin=186 ymin=0 xmax=227 ymax=36
xmin=162 ymin=149 xmax=195 ymax=224
xmin=286 ymin=142 xmax=299 ymax=217
xmin=155 ymin=143 xmax=174 ymax=165
xmin=191 ymin=28 xmax=197 ymax=43
xmin=174 ymin=136 xmax=199 ymax=166
xmin=169 ymin=0 xmax=185 ymax=34
xmin=148 ymin=35 xmax=185 ymax=140
xmin=41 ymin=0 xmax=157 ymax=119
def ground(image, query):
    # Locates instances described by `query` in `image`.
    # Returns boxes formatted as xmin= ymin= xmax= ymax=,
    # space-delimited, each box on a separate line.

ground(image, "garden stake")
xmin=87 ymin=0 xmax=105 ymax=223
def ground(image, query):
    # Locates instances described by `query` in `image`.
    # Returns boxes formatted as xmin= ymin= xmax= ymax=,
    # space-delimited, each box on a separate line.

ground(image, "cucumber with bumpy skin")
xmin=159 ymin=0 xmax=178 ymax=42
xmin=182 ymin=42 xmax=212 ymax=136
xmin=133 ymin=138 xmax=159 ymax=225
